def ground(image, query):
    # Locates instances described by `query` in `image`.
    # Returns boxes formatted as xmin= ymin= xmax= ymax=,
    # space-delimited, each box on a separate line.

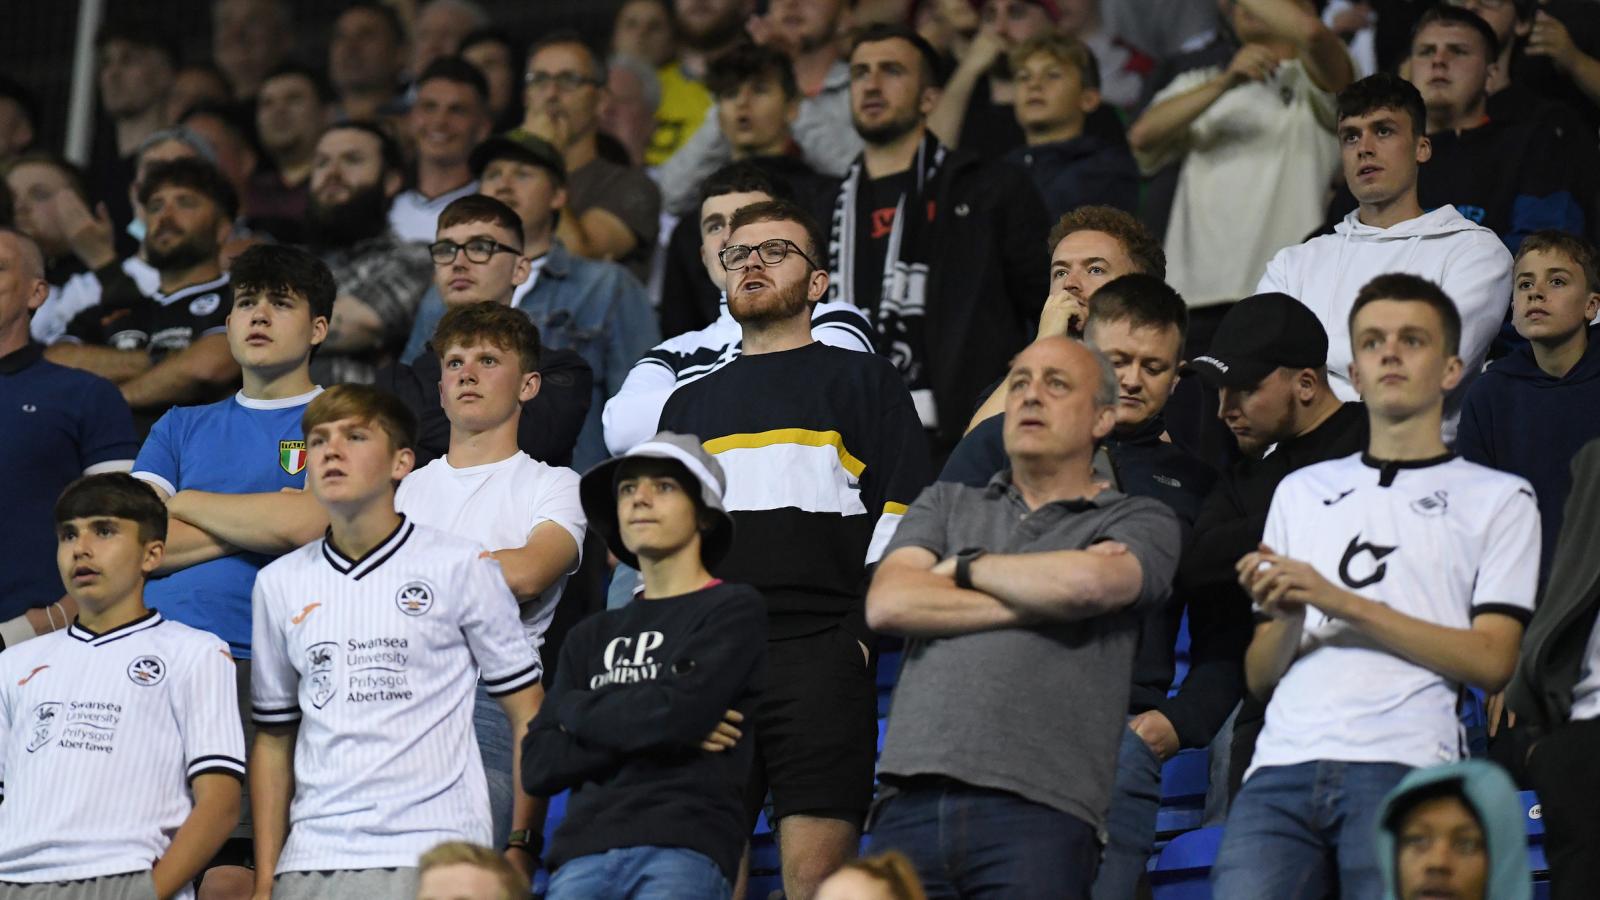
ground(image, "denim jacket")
xmin=404 ymin=239 xmax=659 ymax=469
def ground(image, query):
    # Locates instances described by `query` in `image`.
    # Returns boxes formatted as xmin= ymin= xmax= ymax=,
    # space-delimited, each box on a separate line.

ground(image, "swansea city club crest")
xmin=307 ymin=641 xmax=338 ymax=709
xmin=27 ymin=702 xmax=60 ymax=752
xmin=280 ymin=440 xmax=308 ymax=475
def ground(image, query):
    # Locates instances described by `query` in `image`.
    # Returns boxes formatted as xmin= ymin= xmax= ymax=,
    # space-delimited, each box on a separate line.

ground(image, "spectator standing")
xmin=1212 ymin=274 xmax=1537 ymax=899
xmin=381 ymin=189 xmax=595 ymax=471
xmin=461 ymin=30 xmax=526 ymax=133
xmin=1507 ymin=436 xmax=1600 ymax=900
xmin=1178 ymin=292 xmax=1369 ymax=795
xmin=396 ymin=300 xmax=585 ymax=863
xmin=1392 ymin=7 xmax=1590 ymax=249
xmin=1257 ymin=74 xmax=1511 ymax=442
xmin=523 ymin=433 xmax=765 ymax=900
xmin=0 ymin=474 xmax=245 ymax=900
xmin=608 ymin=163 xmax=872 ymax=456
xmin=410 ymin=0 xmax=490 ymax=80
xmin=831 ymin=24 xmax=1050 ymax=455
xmin=655 ymin=0 xmax=864 ymax=203
xmin=599 ymin=56 xmax=663 ymax=168
xmin=329 ymin=2 xmax=411 ymax=123
xmin=51 ymin=159 xmax=241 ymax=425
xmin=658 ymin=199 xmax=931 ymax=899
xmin=641 ymin=0 xmax=743 ymax=166
xmin=305 ymin=123 xmax=434 ymax=386
xmin=390 ymin=59 xmax=493 ymax=243
xmin=926 ymin=0 xmax=1056 ymax=160
xmin=1005 ymin=34 xmax=1139 ymax=220
xmin=88 ymin=20 xmax=178 ymax=244
xmin=522 ymin=34 xmax=663 ymax=283
xmin=249 ymin=386 xmax=542 ymax=897
xmin=211 ymin=0 xmax=294 ymax=102
xmin=1448 ymin=0 xmax=1600 ymax=130
xmin=1129 ymin=0 xmax=1353 ymax=335
xmin=1458 ymin=231 xmax=1600 ymax=584
xmin=0 ymin=228 xmax=137 ymax=650
xmin=249 ymin=65 xmax=334 ymax=245
xmin=866 ymin=334 xmax=1181 ymax=898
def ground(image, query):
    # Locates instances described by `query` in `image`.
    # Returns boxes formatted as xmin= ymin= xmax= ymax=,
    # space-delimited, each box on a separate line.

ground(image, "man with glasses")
xmin=659 ymin=198 xmax=931 ymax=900
xmin=375 ymin=192 xmax=594 ymax=470
xmin=520 ymin=33 xmax=661 ymax=283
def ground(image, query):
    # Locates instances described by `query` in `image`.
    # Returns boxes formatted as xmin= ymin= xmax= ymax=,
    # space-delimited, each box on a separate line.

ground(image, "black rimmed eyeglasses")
xmin=719 ymin=238 xmax=819 ymax=272
xmin=429 ymin=238 xmax=524 ymax=265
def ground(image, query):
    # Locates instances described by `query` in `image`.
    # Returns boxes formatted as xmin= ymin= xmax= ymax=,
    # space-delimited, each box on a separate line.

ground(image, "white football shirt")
xmin=1250 ymin=453 xmax=1539 ymax=775
xmin=0 ymin=613 xmax=244 ymax=894
xmin=250 ymin=518 xmax=541 ymax=873
xmin=395 ymin=452 xmax=585 ymax=649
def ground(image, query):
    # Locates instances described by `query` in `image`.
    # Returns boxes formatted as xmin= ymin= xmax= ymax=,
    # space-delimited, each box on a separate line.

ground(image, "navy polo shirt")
xmin=0 ymin=344 xmax=139 ymax=618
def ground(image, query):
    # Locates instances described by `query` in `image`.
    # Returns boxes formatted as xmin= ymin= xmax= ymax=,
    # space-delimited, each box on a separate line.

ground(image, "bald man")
xmin=0 ymin=227 xmax=138 ymax=650
xmin=866 ymin=336 xmax=1182 ymax=898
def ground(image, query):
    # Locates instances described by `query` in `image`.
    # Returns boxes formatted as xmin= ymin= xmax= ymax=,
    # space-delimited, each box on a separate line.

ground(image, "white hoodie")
xmin=1257 ymin=205 xmax=1512 ymax=443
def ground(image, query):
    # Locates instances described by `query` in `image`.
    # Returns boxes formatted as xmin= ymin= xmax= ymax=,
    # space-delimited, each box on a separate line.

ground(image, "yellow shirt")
xmin=647 ymin=62 xmax=712 ymax=166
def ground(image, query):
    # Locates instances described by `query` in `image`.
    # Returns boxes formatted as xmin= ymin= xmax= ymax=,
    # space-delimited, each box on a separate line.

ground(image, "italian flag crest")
xmin=280 ymin=440 xmax=308 ymax=475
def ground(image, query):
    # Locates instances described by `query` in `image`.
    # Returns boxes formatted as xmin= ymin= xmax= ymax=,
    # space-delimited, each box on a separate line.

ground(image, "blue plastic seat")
xmin=1150 ymin=826 xmax=1222 ymax=899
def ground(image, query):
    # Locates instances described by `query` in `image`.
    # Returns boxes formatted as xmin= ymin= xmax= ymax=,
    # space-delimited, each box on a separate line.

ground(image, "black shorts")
xmin=745 ymin=624 xmax=879 ymax=826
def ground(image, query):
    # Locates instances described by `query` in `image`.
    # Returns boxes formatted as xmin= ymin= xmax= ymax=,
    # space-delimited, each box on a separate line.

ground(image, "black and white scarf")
xmin=827 ymin=132 xmax=947 ymax=314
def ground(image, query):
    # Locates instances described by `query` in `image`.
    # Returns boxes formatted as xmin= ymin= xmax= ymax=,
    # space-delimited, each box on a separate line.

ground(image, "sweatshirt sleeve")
xmin=521 ymin=626 xmax=623 ymax=795
xmin=554 ymin=592 xmax=766 ymax=755
xmin=1455 ymin=378 xmax=1495 ymax=467
xmin=1442 ymin=234 xmax=1513 ymax=381
xmin=602 ymin=351 xmax=679 ymax=456
xmin=1157 ymin=583 xmax=1253 ymax=748
xmin=863 ymin=379 xmax=936 ymax=567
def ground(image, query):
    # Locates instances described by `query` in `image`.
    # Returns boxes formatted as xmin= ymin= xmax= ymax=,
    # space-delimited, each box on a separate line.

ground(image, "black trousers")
xmin=1526 ymin=716 xmax=1600 ymax=899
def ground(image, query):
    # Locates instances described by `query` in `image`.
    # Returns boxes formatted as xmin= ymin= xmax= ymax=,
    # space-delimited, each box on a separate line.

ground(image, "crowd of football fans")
xmin=4 ymin=0 xmax=1600 ymax=898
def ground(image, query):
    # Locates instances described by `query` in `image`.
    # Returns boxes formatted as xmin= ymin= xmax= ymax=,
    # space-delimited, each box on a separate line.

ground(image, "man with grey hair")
xmin=866 ymin=334 xmax=1182 ymax=898
xmin=600 ymin=55 xmax=663 ymax=167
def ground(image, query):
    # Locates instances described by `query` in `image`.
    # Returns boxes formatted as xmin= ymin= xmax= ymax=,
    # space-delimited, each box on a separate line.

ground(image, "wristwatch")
xmin=505 ymin=829 xmax=543 ymax=859
xmin=954 ymin=548 xmax=987 ymax=590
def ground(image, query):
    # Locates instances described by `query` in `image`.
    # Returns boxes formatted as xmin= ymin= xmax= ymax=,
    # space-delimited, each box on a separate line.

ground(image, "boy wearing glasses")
xmin=658 ymin=199 xmax=931 ymax=899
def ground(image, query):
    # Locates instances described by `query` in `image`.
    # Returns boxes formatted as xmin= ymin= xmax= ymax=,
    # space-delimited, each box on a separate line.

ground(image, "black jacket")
xmin=373 ymin=345 xmax=593 ymax=468
xmin=1507 ymin=438 xmax=1600 ymax=738
xmin=912 ymin=147 xmax=1051 ymax=447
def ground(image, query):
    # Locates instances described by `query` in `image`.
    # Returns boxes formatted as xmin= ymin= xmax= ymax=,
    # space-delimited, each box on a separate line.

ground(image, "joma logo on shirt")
xmin=592 ymin=631 xmax=666 ymax=688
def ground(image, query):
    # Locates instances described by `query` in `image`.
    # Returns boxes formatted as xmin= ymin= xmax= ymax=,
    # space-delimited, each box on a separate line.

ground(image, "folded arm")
xmin=168 ymin=488 xmax=328 ymax=555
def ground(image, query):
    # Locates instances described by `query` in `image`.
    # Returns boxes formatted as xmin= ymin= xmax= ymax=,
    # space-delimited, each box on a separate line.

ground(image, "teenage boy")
xmin=1256 ymin=74 xmax=1511 ymax=442
xmin=380 ymin=191 xmax=594 ymax=469
xmin=0 ymin=473 xmax=244 ymax=900
xmin=1458 ymin=229 xmax=1600 ymax=581
xmin=523 ymin=432 xmax=765 ymax=900
xmin=1211 ymin=273 xmax=1538 ymax=899
xmin=250 ymin=385 xmax=543 ymax=896
xmin=395 ymin=301 xmax=585 ymax=855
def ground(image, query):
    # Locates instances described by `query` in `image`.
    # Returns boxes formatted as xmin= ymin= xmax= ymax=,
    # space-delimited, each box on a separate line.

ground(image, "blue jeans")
xmin=867 ymin=780 xmax=1100 ymax=899
xmin=546 ymin=846 xmax=730 ymax=900
xmin=474 ymin=680 xmax=513 ymax=848
xmin=1211 ymin=760 xmax=1413 ymax=900
xmin=1090 ymin=725 xmax=1163 ymax=900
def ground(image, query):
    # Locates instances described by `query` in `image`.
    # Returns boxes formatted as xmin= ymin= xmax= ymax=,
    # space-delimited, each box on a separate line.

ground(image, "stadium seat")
xmin=1149 ymin=826 xmax=1222 ymax=899
xmin=1155 ymin=748 xmax=1209 ymax=837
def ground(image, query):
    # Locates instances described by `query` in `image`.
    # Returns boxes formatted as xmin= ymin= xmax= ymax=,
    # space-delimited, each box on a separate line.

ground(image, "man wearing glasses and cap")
xmin=1179 ymin=292 xmax=1368 ymax=795
xmin=523 ymin=432 xmax=765 ymax=900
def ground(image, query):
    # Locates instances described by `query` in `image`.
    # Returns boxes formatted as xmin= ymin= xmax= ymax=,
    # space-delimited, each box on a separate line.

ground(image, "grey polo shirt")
xmin=877 ymin=471 xmax=1181 ymax=832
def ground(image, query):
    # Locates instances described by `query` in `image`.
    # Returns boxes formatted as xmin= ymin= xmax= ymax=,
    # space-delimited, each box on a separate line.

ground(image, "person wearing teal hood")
xmin=1376 ymin=760 xmax=1530 ymax=900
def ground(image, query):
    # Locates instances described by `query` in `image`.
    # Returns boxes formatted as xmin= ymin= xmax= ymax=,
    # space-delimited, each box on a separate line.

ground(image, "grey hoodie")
xmin=1257 ymin=205 xmax=1512 ymax=443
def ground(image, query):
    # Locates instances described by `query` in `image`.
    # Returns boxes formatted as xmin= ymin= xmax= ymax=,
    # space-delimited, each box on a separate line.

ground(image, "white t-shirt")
xmin=395 ymin=452 xmax=586 ymax=648
xmin=1250 ymin=453 xmax=1539 ymax=776
xmin=250 ymin=519 xmax=540 ymax=873
xmin=1569 ymin=617 xmax=1600 ymax=721
xmin=0 ymin=613 xmax=244 ymax=894
xmin=1140 ymin=57 xmax=1343 ymax=307
xmin=388 ymin=181 xmax=480 ymax=244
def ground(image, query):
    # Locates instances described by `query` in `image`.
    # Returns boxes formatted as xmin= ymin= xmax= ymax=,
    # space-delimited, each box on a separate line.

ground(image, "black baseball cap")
xmin=469 ymin=130 xmax=566 ymax=185
xmin=1187 ymin=293 xmax=1329 ymax=389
